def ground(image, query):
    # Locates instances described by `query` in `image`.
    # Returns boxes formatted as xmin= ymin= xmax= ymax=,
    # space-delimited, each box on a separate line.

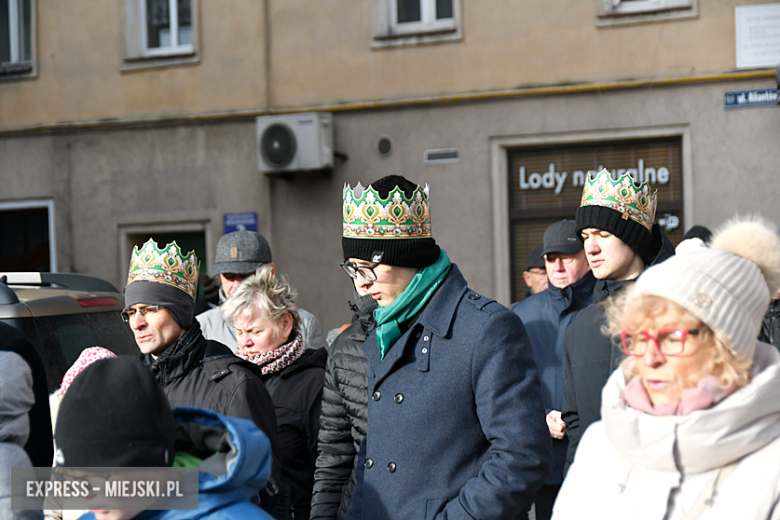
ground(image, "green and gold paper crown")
xmin=343 ymin=182 xmax=432 ymax=239
xmin=126 ymin=239 xmax=199 ymax=299
xmin=580 ymin=169 xmax=658 ymax=231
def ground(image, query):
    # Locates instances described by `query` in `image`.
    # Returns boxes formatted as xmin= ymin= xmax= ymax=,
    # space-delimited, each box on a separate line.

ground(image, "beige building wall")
xmin=3 ymin=1 xmax=778 ymax=130
xmin=1 ymin=0 xmax=269 ymax=130
xmin=270 ymin=0 xmax=749 ymax=107
xmin=4 ymin=77 xmax=775 ymax=328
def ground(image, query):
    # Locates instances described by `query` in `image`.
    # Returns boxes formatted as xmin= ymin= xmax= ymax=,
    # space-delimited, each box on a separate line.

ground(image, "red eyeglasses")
xmin=620 ymin=329 xmax=700 ymax=357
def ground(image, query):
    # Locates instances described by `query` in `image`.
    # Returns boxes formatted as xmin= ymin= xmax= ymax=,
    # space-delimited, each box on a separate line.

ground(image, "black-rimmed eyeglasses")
xmin=340 ymin=260 xmax=381 ymax=282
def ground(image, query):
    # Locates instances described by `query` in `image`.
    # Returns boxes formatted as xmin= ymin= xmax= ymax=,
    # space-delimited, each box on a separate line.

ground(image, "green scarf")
xmin=373 ymin=250 xmax=451 ymax=360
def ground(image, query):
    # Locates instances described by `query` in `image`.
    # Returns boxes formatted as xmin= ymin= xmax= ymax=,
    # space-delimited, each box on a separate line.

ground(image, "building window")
xmin=597 ymin=0 xmax=697 ymax=26
xmin=0 ymin=200 xmax=56 ymax=272
xmin=374 ymin=0 xmax=462 ymax=48
xmin=124 ymin=0 xmax=198 ymax=70
xmin=144 ymin=0 xmax=192 ymax=56
xmin=605 ymin=0 xmax=691 ymax=14
xmin=0 ymin=0 xmax=33 ymax=77
xmin=394 ymin=0 xmax=454 ymax=34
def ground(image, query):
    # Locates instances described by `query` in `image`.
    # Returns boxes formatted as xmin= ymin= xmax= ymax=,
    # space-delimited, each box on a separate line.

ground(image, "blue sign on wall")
xmin=224 ymin=213 xmax=258 ymax=234
xmin=724 ymin=88 xmax=778 ymax=108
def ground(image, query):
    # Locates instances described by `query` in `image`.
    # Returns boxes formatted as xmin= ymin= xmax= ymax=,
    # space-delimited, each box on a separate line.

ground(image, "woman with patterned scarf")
xmin=222 ymin=265 xmax=326 ymax=520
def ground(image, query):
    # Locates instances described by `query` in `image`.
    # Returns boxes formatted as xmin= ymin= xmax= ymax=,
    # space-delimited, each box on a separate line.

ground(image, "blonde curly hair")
xmin=221 ymin=264 xmax=301 ymax=339
xmin=604 ymin=290 xmax=752 ymax=390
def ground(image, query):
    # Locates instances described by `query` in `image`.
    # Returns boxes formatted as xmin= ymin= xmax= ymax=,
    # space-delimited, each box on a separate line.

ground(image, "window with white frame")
xmin=602 ymin=0 xmax=692 ymax=16
xmin=0 ymin=0 xmax=32 ymax=73
xmin=393 ymin=0 xmax=454 ymax=34
xmin=144 ymin=0 xmax=192 ymax=55
xmin=125 ymin=0 xmax=197 ymax=67
xmin=374 ymin=0 xmax=462 ymax=47
xmin=598 ymin=0 xmax=696 ymax=26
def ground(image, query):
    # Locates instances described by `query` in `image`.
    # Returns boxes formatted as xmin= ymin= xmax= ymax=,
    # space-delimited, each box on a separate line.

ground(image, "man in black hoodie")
xmin=561 ymin=169 xmax=674 ymax=472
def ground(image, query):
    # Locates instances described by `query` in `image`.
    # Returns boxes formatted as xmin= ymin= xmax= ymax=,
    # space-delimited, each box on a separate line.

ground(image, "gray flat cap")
xmin=210 ymin=231 xmax=273 ymax=276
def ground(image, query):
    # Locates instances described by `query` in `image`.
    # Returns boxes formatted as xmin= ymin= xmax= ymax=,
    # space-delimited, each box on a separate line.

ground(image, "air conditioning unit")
xmin=256 ymin=112 xmax=334 ymax=173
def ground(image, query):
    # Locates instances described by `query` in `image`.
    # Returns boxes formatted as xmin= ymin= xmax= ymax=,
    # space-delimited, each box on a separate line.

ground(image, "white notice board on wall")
xmin=736 ymin=3 xmax=780 ymax=69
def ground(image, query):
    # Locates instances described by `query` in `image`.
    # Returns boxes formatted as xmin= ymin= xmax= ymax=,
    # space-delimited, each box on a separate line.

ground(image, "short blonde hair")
xmin=221 ymin=265 xmax=301 ymax=339
xmin=604 ymin=291 xmax=752 ymax=390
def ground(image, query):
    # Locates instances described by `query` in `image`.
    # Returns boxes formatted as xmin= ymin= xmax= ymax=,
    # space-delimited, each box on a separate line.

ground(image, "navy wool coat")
xmin=345 ymin=265 xmax=551 ymax=520
xmin=511 ymin=271 xmax=596 ymax=486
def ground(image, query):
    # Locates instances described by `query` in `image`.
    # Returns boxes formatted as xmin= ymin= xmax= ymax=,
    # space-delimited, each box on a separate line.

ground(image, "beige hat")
xmin=629 ymin=216 xmax=780 ymax=360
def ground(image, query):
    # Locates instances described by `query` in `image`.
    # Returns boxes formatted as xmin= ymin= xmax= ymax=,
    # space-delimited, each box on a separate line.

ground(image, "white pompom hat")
xmin=628 ymin=216 xmax=780 ymax=360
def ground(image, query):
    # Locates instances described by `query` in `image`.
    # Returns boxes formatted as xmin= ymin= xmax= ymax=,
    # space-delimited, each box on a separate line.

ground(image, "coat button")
xmin=394 ymin=393 xmax=404 ymax=404
xmin=372 ymin=391 xmax=381 ymax=401
xmin=387 ymin=462 xmax=396 ymax=473
xmin=469 ymin=293 xmax=480 ymax=300
xmin=365 ymin=458 xmax=373 ymax=469
xmin=423 ymin=335 xmax=429 ymax=341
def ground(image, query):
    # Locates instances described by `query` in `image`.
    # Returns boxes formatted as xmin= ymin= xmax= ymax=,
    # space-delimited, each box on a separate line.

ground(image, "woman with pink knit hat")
xmin=49 ymin=347 xmax=117 ymax=432
xmin=553 ymin=217 xmax=780 ymax=519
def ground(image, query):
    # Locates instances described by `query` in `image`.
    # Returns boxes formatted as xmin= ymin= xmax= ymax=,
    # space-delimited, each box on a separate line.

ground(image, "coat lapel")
xmin=364 ymin=265 xmax=469 ymax=389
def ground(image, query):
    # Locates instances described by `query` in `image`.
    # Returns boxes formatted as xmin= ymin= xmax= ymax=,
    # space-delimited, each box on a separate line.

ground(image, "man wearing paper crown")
xmin=561 ymin=169 xmax=675 ymax=472
xmin=123 ymin=239 xmax=281 ymax=508
xmin=340 ymin=175 xmax=550 ymax=520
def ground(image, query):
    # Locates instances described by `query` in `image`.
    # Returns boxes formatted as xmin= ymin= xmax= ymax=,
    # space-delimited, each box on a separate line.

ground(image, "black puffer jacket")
xmin=310 ymin=298 xmax=374 ymax=520
xmin=760 ymin=299 xmax=780 ymax=352
xmin=262 ymin=345 xmax=327 ymax=520
xmin=561 ymin=225 xmax=675 ymax=473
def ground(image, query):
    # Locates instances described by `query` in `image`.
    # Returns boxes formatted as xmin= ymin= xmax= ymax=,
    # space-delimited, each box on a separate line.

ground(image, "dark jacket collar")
xmin=363 ymin=264 xmax=468 ymax=343
xmin=592 ymin=277 xmax=635 ymax=304
xmin=142 ymin=320 xmax=206 ymax=382
xmin=546 ymin=271 xmax=597 ymax=311
xmin=272 ymin=346 xmax=327 ymax=379
xmin=350 ymin=294 xmax=377 ymax=333
xmin=141 ymin=320 xmax=245 ymax=384
xmin=415 ymin=264 xmax=468 ymax=339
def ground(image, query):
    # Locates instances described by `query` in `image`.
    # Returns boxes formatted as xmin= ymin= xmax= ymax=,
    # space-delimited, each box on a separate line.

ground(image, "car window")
xmin=18 ymin=312 xmax=139 ymax=392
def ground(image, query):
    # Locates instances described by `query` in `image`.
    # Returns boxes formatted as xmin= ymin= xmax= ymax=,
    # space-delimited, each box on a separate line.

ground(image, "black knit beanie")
xmin=124 ymin=280 xmax=195 ymax=328
xmin=575 ymin=205 xmax=656 ymax=266
xmin=342 ymin=175 xmax=440 ymax=268
xmin=55 ymin=356 xmax=175 ymax=468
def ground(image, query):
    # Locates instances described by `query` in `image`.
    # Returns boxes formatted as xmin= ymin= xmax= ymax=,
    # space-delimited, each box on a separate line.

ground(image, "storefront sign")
xmin=519 ymin=159 xmax=670 ymax=195
xmin=736 ymin=4 xmax=780 ymax=69
xmin=724 ymin=88 xmax=778 ymax=108
xmin=223 ymin=213 xmax=258 ymax=234
xmin=507 ymin=137 xmax=685 ymax=302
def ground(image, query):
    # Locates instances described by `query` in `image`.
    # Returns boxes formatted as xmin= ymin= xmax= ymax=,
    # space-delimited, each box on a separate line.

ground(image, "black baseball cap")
xmin=525 ymin=246 xmax=546 ymax=271
xmin=543 ymin=220 xmax=583 ymax=256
